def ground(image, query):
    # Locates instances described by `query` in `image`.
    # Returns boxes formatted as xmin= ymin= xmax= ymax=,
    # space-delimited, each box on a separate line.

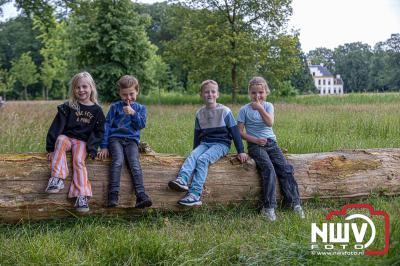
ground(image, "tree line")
xmin=0 ymin=0 xmax=398 ymax=102
xmin=307 ymin=35 xmax=400 ymax=93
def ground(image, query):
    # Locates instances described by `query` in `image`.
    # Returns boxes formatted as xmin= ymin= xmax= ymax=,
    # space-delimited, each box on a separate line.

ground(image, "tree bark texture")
xmin=1 ymin=148 xmax=399 ymax=223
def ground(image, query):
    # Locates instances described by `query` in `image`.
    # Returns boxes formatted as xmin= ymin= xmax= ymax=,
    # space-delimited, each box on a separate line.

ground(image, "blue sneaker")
xmin=168 ymin=177 xmax=189 ymax=192
xmin=178 ymin=193 xmax=202 ymax=206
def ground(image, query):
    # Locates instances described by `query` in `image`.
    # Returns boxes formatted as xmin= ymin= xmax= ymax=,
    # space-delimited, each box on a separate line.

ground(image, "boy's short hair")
xmin=200 ymin=79 xmax=218 ymax=93
xmin=117 ymin=75 xmax=139 ymax=92
xmin=248 ymin=76 xmax=270 ymax=95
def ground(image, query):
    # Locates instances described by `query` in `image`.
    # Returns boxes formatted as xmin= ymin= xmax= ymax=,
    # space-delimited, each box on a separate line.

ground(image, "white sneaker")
xmin=294 ymin=205 xmax=305 ymax=219
xmin=261 ymin=207 xmax=276 ymax=222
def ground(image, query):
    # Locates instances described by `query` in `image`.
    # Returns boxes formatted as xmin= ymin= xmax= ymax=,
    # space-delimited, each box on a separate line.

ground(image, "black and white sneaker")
xmin=45 ymin=177 xmax=64 ymax=193
xmin=75 ymin=196 xmax=89 ymax=213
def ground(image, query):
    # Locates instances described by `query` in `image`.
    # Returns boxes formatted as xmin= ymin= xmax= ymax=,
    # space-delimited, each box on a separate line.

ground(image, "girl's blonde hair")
xmin=200 ymin=79 xmax=218 ymax=93
xmin=68 ymin=72 xmax=98 ymax=110
xmin=248 ymin=76 xmax=270 ymax=95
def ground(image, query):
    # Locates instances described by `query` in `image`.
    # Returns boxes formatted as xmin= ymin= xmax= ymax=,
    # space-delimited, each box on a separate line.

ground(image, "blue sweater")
xmin=100 ymin=101 xmax=146 ymax=148
xmin=194 ymin=104 xmax=244 ymax=153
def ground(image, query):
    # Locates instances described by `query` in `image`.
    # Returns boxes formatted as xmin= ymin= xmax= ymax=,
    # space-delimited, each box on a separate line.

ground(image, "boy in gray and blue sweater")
xmin=168 ymin=80 xmax=248 ymax=206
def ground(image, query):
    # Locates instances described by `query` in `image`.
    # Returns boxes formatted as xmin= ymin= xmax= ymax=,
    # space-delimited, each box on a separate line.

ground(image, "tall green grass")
xmin=1 ymin=96 xmax=400 ymax=155
xmin=139 ymin=92 xmax=400 ymax=106
xmin=1 ymin=198 xmax=399 ymax=265
xmin=1 ymin=95 xmax=400 ymax=265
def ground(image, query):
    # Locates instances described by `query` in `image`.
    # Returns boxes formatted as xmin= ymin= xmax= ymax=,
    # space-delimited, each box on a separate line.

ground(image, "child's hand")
xmin=47 ymin=152 xmax=54 ymax=161
xmin=250 ymin=101 xmax=263 ymax=111
xmin=98 ymin=148 xmax=109 ymax=159
xmin=256 ymin=138 xmax=268 ymax=146
xmin=237 ymin=153 xmax=249 ymax=163
xmin=123 ymin=100 xmax=136 ymax=115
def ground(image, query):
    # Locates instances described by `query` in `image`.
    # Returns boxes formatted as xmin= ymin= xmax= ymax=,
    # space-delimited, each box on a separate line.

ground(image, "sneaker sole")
xmin=168 ymin=181 xmax=188 ymax=192
xmin=76 ymin=207 xmax=90 ymax=213
xmin=45 ymin=188 xmax=61 ymax=194
xmin=178 ymin=201 xmax=202 ymax=207
xmin=135 ymin=199 xmax=153 ymax=209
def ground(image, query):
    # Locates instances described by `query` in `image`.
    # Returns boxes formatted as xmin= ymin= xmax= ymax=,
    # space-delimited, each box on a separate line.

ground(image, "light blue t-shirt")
xmin=237 ymin=102 xmax=276 ymax=140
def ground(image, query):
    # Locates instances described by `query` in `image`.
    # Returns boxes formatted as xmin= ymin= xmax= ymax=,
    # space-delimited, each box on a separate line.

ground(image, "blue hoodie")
xmin=100 ymin=101 xmax=146 ymax=148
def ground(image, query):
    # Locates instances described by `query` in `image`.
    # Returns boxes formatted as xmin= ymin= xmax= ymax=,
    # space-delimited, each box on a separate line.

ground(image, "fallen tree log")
xmin=1 ymin=147 xmax=400 ymax=223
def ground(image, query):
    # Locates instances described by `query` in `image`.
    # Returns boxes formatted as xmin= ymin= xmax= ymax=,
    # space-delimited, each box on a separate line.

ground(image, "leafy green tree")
xmin=306 ymin=47 xmax=335 ymax=73
xmin=290 ymin=43 xmax=316 ymax=94
xmin=384 ymin=33 xmax=400 ymax=90
xmin=33 ymin=15 xmax=70 ymax=99
xmin=368 ymin=42 xmax=389 ymax=92
xmin=0 ymin=16 xmax=42 ymax=70
xmin=257 ymin=34 xmax=304 ymax=96
xmin=70 ymin=0 xmax=157 ymax=101
xmin=11 ymin=52 xmax=39 ymax=100
xmin=0 ymin=68 xmax=16 ymax=100
xmin=169 ymin=0 xmax=292 ymax=102
xmin=333 ymin=42 xmax=372 ymax=92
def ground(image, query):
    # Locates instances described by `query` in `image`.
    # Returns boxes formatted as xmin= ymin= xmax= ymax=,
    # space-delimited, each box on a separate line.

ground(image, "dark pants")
xmin=108 ymin=137 xmax=145 ymax=197
xmin=248 ymin=140 xmax=300 ymax=209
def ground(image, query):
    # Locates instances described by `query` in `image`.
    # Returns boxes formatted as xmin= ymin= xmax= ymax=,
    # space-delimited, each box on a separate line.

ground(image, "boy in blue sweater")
xmin=98 ymin=75 xmax=152 ymax=208
xmin=168 ymin=80 xmax=248 ymax=206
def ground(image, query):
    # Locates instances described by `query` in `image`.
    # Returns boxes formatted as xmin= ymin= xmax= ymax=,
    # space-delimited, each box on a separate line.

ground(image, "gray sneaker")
xmin=261 ymin=207 xmax=276 ymax=222
xmin=45 ymin=177 xmax=64 ymax=193
xmin=178 ymin=193 xmax=202 ymax=206
xmin=293 ymin=205 xmax=305 ymax=219
xmin=75 ymin=196 xmax=89 ymax=213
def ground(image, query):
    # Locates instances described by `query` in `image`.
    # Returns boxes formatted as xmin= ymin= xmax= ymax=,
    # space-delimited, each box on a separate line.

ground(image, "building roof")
xmin=310 ymin=64 xmax=333 ymax=77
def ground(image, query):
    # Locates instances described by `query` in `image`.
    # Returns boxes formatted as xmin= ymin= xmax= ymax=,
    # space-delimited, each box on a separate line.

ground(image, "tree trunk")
xmin=24 ymin=86 xmax=28 ymax=100
xmin=1 ymin=147 xmax=399 ymax=223
xmin=231 ymin=62 xmax=238 ymax=103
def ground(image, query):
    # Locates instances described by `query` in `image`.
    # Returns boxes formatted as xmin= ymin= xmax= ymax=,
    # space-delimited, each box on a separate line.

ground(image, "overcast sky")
xmin=2 ymin=0 xmax=399 ymax=53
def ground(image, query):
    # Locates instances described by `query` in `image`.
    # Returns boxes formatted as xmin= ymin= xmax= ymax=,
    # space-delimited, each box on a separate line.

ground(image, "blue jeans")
xmin=248 ymin=140 xmax=300 ymax=208
xmin=108 ymin=137 xmax=145 ymax=197
xmin=178 ymin=142 xmax=230 ymax=196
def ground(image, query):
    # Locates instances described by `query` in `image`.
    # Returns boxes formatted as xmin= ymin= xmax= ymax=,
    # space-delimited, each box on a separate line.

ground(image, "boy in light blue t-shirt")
xmin=237 ymin=76 xmax=304 ymax=222
xmin=168 ymin=80 xmax=248 ymax=206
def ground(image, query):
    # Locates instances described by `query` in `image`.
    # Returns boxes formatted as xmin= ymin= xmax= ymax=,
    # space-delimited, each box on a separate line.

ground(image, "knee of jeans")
xmin=197 ymin=155 xmax=211 ymax=166
xmin=111 ymin=157 xmax=124 ymax=168
xmin=128 ymin=158 xmax=141 ymax=170
xmin=257 ymin=162 xmax=275 ymax=177
xmin=281 ymin=164 xmax=294 ymax=178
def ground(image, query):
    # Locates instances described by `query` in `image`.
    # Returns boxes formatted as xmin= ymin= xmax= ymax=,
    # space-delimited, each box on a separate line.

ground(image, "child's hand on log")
xmin=237 ymin=153 xmax=249 ymax=163
xmin=47 ymin=152 xmax=54 ymax=161
xmin=98 ymin=148 xmax=109 ymax=160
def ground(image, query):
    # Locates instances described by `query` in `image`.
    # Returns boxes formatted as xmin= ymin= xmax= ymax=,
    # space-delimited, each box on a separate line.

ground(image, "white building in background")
xmin=308 ymin=64 xmax=344 ymax=95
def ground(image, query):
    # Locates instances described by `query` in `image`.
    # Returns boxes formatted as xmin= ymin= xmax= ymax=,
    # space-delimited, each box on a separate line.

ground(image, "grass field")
xmin=1 ymin=93 xmax=400 ymax=265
